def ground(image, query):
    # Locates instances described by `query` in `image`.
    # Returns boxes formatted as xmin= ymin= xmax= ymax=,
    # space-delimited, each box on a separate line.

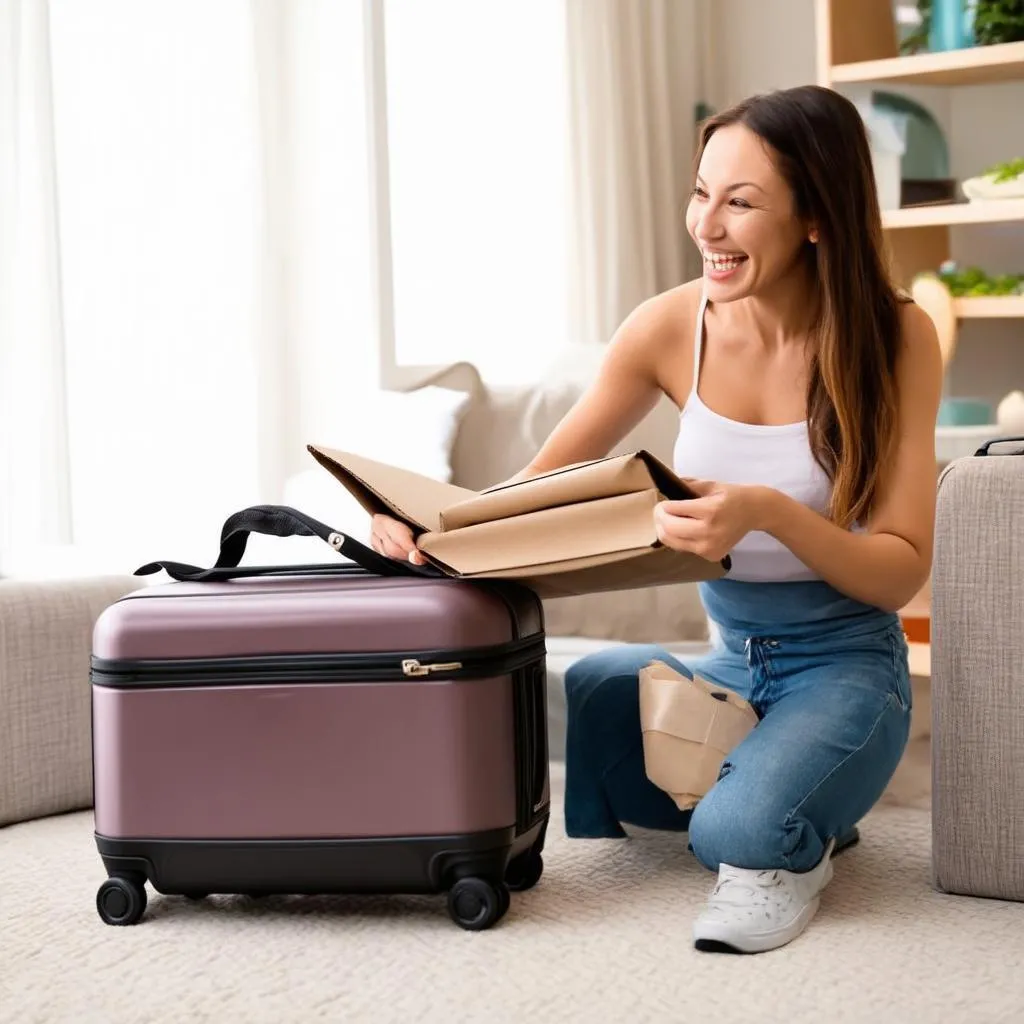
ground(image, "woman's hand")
xmin=654 ymin=480 xmax=771 ymax=562
xmin=370 ymin=514 xmax=426 ymax=565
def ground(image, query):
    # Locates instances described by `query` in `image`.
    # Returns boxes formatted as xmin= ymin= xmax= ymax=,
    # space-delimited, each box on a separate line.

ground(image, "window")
xmin=382 ymin=0 xmax=570 ymax=384
xmin=25 ymin=0 xmax=567 ymax=575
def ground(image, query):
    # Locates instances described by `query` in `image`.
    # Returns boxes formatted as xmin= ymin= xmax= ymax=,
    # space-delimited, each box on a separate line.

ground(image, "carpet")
xmin=3 ymin=764 xmax=1023 ymax=1024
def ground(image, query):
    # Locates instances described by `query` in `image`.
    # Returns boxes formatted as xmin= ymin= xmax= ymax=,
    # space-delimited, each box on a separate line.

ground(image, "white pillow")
xmin=328 ymin=384 xmax=472 ymax=482
xmin=245 ymin=384 xmax=471 ymax=566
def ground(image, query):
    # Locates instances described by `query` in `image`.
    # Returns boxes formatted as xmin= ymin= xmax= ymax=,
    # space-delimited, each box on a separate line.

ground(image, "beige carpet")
xmin=3 ymin=760 xmax=1023 ymax=1024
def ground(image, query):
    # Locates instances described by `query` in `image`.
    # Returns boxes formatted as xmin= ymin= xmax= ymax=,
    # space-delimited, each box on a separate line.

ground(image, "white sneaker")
xmin=692 ymin=838 xmax=836 ymax=954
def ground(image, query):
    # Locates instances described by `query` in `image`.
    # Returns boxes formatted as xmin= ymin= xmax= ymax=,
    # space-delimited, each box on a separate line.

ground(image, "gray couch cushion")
xmin=0 ymin=576 xmax=143 ymax=826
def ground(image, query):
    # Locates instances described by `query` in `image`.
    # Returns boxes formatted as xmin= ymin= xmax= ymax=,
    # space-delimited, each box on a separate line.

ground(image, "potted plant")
xmin=900 ymin=0 xmax=1024 ymax=54
xmin=973 ymin=0 xmax=1024 ymax=44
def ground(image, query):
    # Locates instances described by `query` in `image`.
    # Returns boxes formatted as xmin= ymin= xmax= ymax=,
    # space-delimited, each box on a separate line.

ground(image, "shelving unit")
xmin=953 ymin=296 xmax=1024 ymax=318
xmin=934 ymin=423 xmax=1000 ymax=461
xmin=816 ymin=0 xmax=1024 ymax=658
xmin=882 ymin=199 xmax=1024 ymax=230
xmin=815 ymin=0 xmax=1024 ymax=287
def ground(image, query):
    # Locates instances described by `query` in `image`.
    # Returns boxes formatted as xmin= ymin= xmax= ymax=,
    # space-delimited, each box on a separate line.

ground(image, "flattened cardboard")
xmin=442 ymin=455 xmax=662 ymax=530
xmin=306 ymin=443 xmax=729 ymax=596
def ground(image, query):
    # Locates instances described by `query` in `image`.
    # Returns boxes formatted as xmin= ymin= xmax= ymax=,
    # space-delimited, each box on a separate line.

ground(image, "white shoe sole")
xmin=693 ymin=859 xmax=834 ymax=955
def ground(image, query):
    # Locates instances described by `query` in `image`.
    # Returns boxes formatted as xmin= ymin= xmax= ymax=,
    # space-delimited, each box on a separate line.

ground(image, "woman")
xmin=370 ymin=84 xmax=943 ymax=954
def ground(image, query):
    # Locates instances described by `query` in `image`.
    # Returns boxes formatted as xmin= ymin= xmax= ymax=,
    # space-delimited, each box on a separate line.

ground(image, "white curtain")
xmin=0 ymin=0 xmax=376 ymax=576
xmin=0 ymin=0 xmax=72 ymax=563
xmin=565 ymin=0 xmax=706 ymax=347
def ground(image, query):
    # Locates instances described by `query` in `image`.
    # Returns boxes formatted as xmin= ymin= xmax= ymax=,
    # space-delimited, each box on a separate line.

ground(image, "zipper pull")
xmin=402 ymin=659 xmax=464 ymax=678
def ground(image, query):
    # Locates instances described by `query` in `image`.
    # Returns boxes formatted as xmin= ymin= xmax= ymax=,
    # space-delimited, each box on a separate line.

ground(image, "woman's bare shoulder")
xmin=641 ymin=278 xmax=704 ymax=326
xmin=896 ymin=299 xmax=942 ymax=365
xmin=616 ymin=278 xmax=703 ymax=359
xmin=624 ymin=278 xmax=703 ymax=404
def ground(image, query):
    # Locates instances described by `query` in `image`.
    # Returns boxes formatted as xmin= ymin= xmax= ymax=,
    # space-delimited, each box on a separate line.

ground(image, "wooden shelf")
xmin=882 ymin=199 xmax=1024 ymax=229
xmin=935 ymin=424 xmax=1001 ymax=462
xmin=831 ymin=40 xmax=1024 ymax=87
xmin=953 ymin=296 xmax=1024 ymax=317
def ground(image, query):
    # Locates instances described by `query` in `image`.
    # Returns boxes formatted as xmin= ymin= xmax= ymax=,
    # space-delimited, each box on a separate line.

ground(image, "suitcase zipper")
xmin=91 ymin=634 xmax=545 ymax=688
xmin=401 ymin=659 xmax=464 ymax=677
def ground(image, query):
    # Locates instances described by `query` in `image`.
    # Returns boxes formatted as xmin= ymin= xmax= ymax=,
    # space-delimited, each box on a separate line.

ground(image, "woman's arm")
xmin=759 ymin=302 xmax=943 ymax=611
xmin=656 ymin=302 xmax=944 ymax=612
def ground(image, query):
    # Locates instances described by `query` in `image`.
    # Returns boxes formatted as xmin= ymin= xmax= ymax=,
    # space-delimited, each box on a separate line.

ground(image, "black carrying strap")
xmin=975 ymin=436 xmax=1024 ymax=457
xmin=135 ymin=504 xmax=443 ymax=583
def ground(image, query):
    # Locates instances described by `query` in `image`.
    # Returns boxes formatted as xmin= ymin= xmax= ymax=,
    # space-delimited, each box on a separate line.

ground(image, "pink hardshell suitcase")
xmin=91 ymin=506 xmax=550 ymax=931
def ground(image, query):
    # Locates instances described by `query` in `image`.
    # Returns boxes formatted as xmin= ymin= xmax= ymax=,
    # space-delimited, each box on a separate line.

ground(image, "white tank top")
xmin=672 ymin=290 xmax=831 ymax=583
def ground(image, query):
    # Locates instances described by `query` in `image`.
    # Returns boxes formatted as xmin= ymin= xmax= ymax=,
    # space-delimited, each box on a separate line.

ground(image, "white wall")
xmin=705 ymin=0 xmax=819 ymax=108
xmin=706 ymin=0 xmax=1024 ymax=412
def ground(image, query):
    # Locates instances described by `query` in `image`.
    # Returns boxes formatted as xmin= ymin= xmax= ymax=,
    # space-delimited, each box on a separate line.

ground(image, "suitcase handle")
xmin=975 ymin=436 xmax=1024 ymax=456
xmin=134 ymin=504 xmax=444 ymax=583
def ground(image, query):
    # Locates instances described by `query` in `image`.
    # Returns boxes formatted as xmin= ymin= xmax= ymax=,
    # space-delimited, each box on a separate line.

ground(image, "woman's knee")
xmin=687 ymin=776 xmax=809 ymax=872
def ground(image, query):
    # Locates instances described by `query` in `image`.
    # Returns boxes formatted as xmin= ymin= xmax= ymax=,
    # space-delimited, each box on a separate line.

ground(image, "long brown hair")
xmin=695 ymin=85 xmax=903 ymax=528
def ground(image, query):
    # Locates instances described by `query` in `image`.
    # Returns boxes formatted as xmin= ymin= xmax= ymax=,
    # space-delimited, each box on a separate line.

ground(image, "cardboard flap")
xmin=419 ymin=490 xmax=662 ymax=575
xmin=483 ymin=546 xmax=726 ymax=596
xmin=441 ymin=452 xmax=664 ymax=531
xmin=307 ymin=444 xmax=478 ymax=533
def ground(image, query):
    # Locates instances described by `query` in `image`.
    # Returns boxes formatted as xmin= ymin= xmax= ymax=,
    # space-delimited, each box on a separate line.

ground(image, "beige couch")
xmin=0 ymin=577 xmax=144 ymax=828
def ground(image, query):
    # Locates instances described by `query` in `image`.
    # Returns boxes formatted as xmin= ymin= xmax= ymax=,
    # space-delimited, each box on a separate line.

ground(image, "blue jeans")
xmin=563 ymin=578 xmax=913 ymax=873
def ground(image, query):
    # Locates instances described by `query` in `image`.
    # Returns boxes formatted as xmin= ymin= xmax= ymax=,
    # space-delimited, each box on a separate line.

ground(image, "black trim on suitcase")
xmin=512 ymin=660 xmax=549 ymax=834
xmin=90 ymin=634 xmax=547 ymax=688
xmin=95 ymin=817 xmax=547 ymax=898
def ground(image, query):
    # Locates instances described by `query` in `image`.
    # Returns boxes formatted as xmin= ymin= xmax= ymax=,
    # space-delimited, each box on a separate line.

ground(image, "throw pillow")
xmin=246 ymin=384 xmax=472 ymax=566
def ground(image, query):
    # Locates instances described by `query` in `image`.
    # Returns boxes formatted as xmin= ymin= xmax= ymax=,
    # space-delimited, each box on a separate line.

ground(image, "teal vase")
xmin=929 ymin=0 xmax=977 ymax=51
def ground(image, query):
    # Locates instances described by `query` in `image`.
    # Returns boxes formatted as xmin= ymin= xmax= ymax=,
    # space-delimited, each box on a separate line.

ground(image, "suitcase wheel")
xmin=505 ymin=849 xmax=544 ymax=892
xmin=96 ymin=876 xmax=148 ymax=926
xmin=447 ymin=877 xmax=510 ymax=931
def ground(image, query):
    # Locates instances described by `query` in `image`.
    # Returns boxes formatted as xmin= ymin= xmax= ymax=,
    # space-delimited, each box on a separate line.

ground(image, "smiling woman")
xmin=379 ymin=83 xmax=943 ymax=957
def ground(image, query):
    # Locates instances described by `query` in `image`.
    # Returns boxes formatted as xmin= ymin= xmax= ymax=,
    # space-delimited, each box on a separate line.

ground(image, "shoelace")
xmin=709 ymin=869 xmax=786 ymax=909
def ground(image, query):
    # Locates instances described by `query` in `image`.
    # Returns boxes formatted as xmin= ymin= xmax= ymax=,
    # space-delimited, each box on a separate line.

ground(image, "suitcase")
xmin=91 ymin=506 xmax=550 ymax=931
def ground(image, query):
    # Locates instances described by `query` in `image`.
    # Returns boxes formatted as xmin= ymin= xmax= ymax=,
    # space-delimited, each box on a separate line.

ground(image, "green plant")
xmin=973 ymin=0 xmax=1024 ymax=44
xmin=899 ymin=0 xmax=1024 ymax=53
xmin=983 ymin=157 xmax=1024 ymax=182
xmin=937 ymin=263 xmax=1024 ymax=295
xmin=899 ymin=0 xmax=932 ymax=54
